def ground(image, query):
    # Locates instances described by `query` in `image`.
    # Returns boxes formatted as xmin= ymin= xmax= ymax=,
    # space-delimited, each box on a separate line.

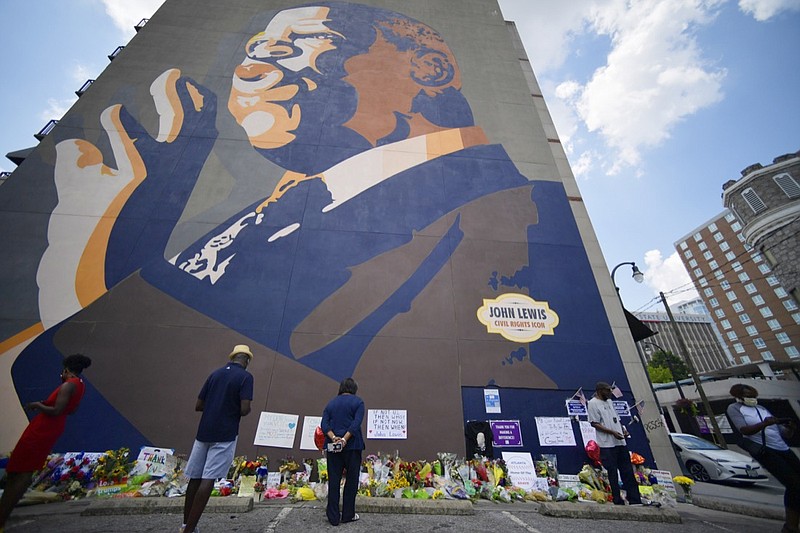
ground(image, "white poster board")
xmin=367 ymin=409 xmax=407 ymax=439
xmin=535 ymin=417 xmax=576 ymax=446
xmin=130 ymin=446 xmax=177 ymax=477
xmin=651 ymin=469 xmax=677 ymax=498
xmin=253 ymin=411 xmax=299 ymax=448
xmin=501 ymin=452 xmax=536 ymax=491
xmin=484 ymin=389 xmax=501 ymax=413
xmin=300 ymin=416 xmax=323 ymax=450
xmin=579 ymin=420 xmax=597 ymax=447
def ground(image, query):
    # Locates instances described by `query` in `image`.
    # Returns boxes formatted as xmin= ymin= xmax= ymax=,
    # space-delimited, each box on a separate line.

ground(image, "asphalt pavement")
xmin=2 ymin=478 xmax=788 ymax=533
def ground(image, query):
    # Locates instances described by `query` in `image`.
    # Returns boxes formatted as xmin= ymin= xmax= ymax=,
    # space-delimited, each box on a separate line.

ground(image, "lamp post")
xmin=611 ymin=261 xmax=644 ymax=293
xmin=643 ymin=341 xmax=686 ymax=399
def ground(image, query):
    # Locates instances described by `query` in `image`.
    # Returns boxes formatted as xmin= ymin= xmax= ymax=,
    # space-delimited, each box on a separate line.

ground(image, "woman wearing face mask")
xmin=727 ymin=383 xmax=799 ymax=533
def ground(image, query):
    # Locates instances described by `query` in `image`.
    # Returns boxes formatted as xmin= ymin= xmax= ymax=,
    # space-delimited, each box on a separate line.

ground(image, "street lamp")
xmin=643 ymin=341 xmax=686 ymax=399
xmin=611 ymin=261 xmax=644 ymax=291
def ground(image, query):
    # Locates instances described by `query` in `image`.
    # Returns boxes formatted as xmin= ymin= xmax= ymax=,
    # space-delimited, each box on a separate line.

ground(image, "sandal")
xmin=344 ymin=513 xmax=360 ymax=523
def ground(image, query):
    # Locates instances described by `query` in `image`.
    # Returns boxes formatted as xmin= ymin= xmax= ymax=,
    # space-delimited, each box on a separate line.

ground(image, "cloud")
xmin=642 ymin=249 xmax=699 ymax=306
xmin=738 ymin=0 xmax=800 ymax=20
xmin=40 ymin=98 xmax=76 ymax=122
xmin=100 ymin=0 xmax=165 ymax=36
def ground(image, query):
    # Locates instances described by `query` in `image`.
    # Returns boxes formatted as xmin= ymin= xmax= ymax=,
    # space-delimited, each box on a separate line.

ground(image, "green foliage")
xmin=647 ymin=350 xmax=690 ymax=380
xmin=648 ymin=365 xmax=674 ymax=384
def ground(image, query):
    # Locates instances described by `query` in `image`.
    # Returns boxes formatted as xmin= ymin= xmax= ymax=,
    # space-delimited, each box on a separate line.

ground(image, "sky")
xmin=1 ymin=0 xmax=799 ymax=312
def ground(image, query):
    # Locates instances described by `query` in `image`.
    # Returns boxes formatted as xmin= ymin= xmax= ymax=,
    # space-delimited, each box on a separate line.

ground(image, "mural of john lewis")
xmin=2 ymin=2 xmax=625 ymax=457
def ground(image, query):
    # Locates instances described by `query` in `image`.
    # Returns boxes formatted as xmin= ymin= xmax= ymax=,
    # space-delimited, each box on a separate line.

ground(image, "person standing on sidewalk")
xmin=728 ymin=383 xmax=799 ymax=533
xmin=321 ymin=377 xmax=365 ymax=526
xmin=0 ymin=354 xmax=92 ymax=532
xmin=587 ymin=381 xmax=643 ymax=506
xmin=181 ymin=345 xmax=254 ymax=533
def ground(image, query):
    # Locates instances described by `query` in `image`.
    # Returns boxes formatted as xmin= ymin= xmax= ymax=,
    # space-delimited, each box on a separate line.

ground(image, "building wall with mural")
xmin=1 ymin=0 xmax=661 ymax=473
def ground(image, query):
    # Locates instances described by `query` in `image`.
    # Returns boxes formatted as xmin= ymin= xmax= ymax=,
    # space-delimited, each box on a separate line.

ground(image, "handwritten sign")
xmin=651 ymin=469 xmax=677 ymax=498
xmin=130 ymin=446 xmax=176 ymax=477
xmin=484 ymin=389 xmax=501 ymax=414
xmin=579 ymin=420 xmax=597 ymax=447
xmin=535 ymin=417 xmax=576 ymax=446
xmin=489 ymin=420 xmax=522 ymax=447
xmin=558 ymin=474 xmax=580 ymax=488
xmin=266 ymin=472 xmax=282 ymax=488
xmin=501 ymin=452 xmax=536 ymax=491
xmin=367 ymin=409 xmax=407 ymax=439
xmin=566 ymin=399 xmax=587 ymax=417
xmin=300 ymin=416 xmax=322 ymax=450
xmin=253 ymin=411 xmax=299 ymax=448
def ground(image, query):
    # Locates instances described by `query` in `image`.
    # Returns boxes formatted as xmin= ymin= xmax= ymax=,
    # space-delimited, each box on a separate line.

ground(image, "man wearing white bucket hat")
xmin=181 ymin=344 xmax=254 ymax=533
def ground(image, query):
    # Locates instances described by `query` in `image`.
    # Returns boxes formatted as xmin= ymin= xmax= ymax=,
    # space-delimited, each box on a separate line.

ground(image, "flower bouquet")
xmin=673 ymin=475 xmax=695 ymax=503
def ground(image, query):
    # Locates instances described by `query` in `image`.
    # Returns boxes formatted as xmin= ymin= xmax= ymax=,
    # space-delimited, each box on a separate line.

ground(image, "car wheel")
xmin=687 ymin=461 xmax=711 ymax=482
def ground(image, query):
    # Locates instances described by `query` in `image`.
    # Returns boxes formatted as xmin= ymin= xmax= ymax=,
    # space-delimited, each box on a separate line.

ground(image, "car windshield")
xmin=673 ymin=435 xmax=721 ymax=451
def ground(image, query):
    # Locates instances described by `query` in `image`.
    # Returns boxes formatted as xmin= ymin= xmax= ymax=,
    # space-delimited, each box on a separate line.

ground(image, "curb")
xmin=692 ymin=495 xmax=783 ymax=521
xmin=81 ymin=496 xmax=253 ymax=516
xmin=354 ymin=496 xmax=474 ymax=515
xmin=537 ymin=501 xmax=682 ymax=523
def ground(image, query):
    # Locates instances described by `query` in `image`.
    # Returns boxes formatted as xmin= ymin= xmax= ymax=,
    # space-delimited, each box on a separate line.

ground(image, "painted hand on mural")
xmin=38 ymin=69 xmax=217 ymax=327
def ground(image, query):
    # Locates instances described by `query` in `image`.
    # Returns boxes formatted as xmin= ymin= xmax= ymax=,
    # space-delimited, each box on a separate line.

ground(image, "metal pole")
xmin=644 ymin=341 xmax=686 ymax=399
xmin=660 ymin=292 xmax=727 ymax=448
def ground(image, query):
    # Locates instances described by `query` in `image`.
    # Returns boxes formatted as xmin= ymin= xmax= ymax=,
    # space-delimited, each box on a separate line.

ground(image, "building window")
xmin=742 ymin=187 xmax=767 ymax=213
xmin=767 ymin=319 xmax=781 ymax=330
xmin=767 ymin=276 xmax=780 ymax=286
xmin=708 ymin=222 xmax=718 ymax=232
xmin=752 ymin=252 xmax=763 ymax=262
xmin=753 ymin=338 xmax=766 ymax=349
xmin=715 ymin=270 xmax=724 ymax=280
xmin=703 ymin=251 xmax=713 ymax=260
xmin=759 ymin=263 xmax=771 ymax=274
xmin=720 ymin=281 xmax=731 ymax=290
xmin=726 ymin=251 xmax=736 ymax=261
xmin=684 ymin=250 xmax=693 ymax=259
xmin=733 ymin=261 xmax=742 ymax=272
xmin=775 ymin=287 xmax=788 ymax=298
xmin=725 ymin=212 xmax=736 ymax=222
xmin=680 ymin=241 xmax=688 ymax=250
xmin=689 ymin=259 xmax=698 ymax=268
xmin=721 ymin=319 xmax=731 ymax=330
xmin=705 ymin=288 xmax=714 ymax=297
xmin=710 ymin=297 xmax=719 ymax=308
xmin=731 ymin=221 xmax=742 ymax=231
xmin=752 ymin=295 xmax=765 ymax=306
xmin=709 ymin=260 xmax=719 ymax=269
xmin=739 ymin=313 xmax=751 ymax=324
xmin=713 ymin=232 xmax=724 ymax=242
xmin=699 ymin=277 xmax=708 ymax=287
xmin=774 ymin=172 xmax=800 ymax=198
xmin=745 ymin=325 xmax=758 ymax=336
xmin=698 ymin=242 xmax=708 ymax=251
xmin=727 ymin=331 xmax=738 ymax=341
xmin=733 ymin=343 xmax=745 ymax=354
xmin=761 ymin=351 xmax=774 ymax=361
xmin=792 ymin=312 xmax=800 ymax=324
xmin=720 ymin=241 xmax=729 ymax=251
xmin=726 ymin=291 xmax=738 ymax=301
xmin=715 ymin=309 xmax=725 ymax=318
xmin=694 ymin=232 xmax=702 ymax=242
xmin=693 ymin=268 xmax=703 ymax=277
xmin=745 ymin=283 xmax=757 ymax=294
xmin=738 ymin=272 xmax=750 ymax=282
xmin=787 ymin=346 xmax=800 ymax=359
xmin=733 ymin=302 xmax=744 ymax=312
xmin=785 ymin=300 xmax=799 ymax=311
xmin=760 ymin=307 xmax=773 ymax=318
xmin=740 ymin=355 xmax=751 ymax=364
xmin=776 ymin=332 xmax=791 ymax=344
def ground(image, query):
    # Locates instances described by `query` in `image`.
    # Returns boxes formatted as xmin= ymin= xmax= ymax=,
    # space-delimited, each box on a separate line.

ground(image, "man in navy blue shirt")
xmin=182 ymin=345 xmax=254 ymax=533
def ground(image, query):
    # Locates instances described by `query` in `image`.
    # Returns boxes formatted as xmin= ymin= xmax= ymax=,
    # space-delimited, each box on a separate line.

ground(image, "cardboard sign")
xmin=130 ymin=446 xmax=176 ymax=477
xmin=579 ymin=421 xmax=597 ymax=447
xmin=266 ymin=472 xmax=282 ymax=488
xmin=300 ymin=416 xmax=323 ymax=450
xmin=501 ymin=452 xmax=536 ymax=491
xmin=367 ymin=409 xmax=407 ymax=439
xmin=490 ymin=420 xmax=523 ymax=447
xmin=650 ymin=469 xmax=677 ymax=498
xmin=535 ymin=417 xmax=576 ymax=446
xmin=253 ymin=412 xmax=299 ymax=448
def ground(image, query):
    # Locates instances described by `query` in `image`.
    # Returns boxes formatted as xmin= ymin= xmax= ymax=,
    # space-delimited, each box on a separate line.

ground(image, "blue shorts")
xmin=184 ymin=438 xmax=238 ymax=480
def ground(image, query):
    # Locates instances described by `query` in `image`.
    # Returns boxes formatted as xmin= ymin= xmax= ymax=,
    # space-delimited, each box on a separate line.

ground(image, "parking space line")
xmin=502 ymin=510 xmax=543 ymax=533
xmin=264 ymin=506 xmax=293 ymax=532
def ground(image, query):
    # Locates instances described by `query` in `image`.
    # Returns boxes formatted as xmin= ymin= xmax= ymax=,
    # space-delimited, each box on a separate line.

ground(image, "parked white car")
xmin=669 ymin=433 xmax=768 ymax=484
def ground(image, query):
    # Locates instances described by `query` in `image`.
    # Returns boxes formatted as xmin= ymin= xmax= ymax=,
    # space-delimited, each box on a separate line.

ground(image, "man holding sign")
xmin=587 ymin=381 xmax=642 ymax=506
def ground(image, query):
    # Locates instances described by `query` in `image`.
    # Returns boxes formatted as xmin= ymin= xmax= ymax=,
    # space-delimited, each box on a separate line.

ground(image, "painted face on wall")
xmin=228 ymin=6 xmax=344 ymax=149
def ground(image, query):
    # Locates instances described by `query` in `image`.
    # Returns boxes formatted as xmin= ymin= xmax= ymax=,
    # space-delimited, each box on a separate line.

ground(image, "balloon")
xmin=314 ymin=426 xmax=325 ymax=451
xmin=585 ymin=440 xmax=602 ymax=466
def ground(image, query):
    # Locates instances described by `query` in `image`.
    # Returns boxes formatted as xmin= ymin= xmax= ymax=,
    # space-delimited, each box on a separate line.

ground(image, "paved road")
xmin=5 ymin=498 xmax=786 ymax=533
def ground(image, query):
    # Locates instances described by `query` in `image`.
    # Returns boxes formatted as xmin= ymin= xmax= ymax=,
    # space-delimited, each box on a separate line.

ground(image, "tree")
xmin=647 ymin=365 xmax=674 ymax=384
xmin=647 ymin=350 xmax=690 ymax=381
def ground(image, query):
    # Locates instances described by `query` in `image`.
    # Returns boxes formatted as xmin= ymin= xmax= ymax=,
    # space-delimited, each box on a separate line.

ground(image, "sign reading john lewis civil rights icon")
xmin=477 ymin=293 xmax=559 ymax=343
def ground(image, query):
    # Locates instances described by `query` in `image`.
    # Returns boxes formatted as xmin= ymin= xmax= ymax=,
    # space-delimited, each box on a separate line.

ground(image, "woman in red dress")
xmin=0 ymin=353 xmax=92 ymax=529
